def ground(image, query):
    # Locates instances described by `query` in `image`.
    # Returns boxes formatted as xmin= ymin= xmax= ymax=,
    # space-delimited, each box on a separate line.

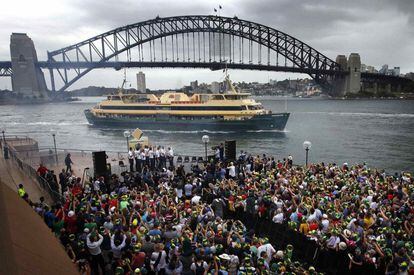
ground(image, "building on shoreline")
xmin=136 ymin=71 xmax=146 ymax=93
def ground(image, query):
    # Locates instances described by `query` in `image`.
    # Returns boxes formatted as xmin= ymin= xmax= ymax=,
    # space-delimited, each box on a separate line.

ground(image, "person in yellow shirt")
xmin=363 ymin=212 xmax=375 ymax=229
xmin=18 ymin=183 xmax=26 ymax=197
xmin=299 ymin=217 xmax=310 ymax=235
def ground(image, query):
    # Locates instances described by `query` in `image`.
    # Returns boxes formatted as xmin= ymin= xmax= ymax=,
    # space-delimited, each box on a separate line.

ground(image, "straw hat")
xmin=219 ymin=253 xmax=231 ymax=260
xmin=339 ymin=242 xmax=347 ymax=251
xmin=343 ymin=229 xmax=352 ymax=238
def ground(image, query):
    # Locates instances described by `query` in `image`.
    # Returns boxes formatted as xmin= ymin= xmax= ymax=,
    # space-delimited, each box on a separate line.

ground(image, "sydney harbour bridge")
xmin=0 ymin=15 xmax=411 ymax=97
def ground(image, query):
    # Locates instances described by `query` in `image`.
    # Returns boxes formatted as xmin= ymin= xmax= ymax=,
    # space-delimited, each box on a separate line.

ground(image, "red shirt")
xmin=109 ymin=199 xmax=118 ymax=209
xmin=131 ymin=252 xmax=146 ymax=269
xmin=37 ymin=166 xmax=48 ymax=176
xmin=71 ymin=185 xmax=82 ymax=197
xmin=65 ymin=215 xmax=77 ymax=234
xmin=309 ymin=223 xmax=318 ymax=231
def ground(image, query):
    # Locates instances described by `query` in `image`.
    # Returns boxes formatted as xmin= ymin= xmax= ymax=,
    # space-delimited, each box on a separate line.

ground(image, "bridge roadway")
xmin=1 ymin=60 xmax=345 ymax=75
xmin=1 ymin=60 xmax=409 ymax=84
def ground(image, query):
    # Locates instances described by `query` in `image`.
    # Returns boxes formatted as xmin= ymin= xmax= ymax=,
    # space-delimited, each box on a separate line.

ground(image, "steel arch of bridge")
xmin=48 ymin=15 xmax=342 ymax=92
xmin=0 ymin=65 xmax=12 ymax=77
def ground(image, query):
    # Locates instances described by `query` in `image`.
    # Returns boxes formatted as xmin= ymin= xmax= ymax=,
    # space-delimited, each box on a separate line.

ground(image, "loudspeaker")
xmin=225 ymin=140 xmax=236 ymax=160
xmin=92 ymin=151 xmax=107 ymax=177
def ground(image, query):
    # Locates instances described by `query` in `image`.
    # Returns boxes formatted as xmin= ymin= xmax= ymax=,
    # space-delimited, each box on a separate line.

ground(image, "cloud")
xmin=0 ymin=0 xmax=413 ymax=90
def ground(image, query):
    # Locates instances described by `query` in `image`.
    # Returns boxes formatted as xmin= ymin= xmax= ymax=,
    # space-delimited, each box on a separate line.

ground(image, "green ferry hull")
xmin=84 ymin=110 xmax=289 ymax=131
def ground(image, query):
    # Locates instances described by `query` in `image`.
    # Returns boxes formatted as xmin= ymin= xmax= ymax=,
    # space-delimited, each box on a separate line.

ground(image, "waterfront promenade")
xmin=0 ymin=138 xmax=77 ymax=274
xmin=0 ymin=139 xmax=51 ymax=202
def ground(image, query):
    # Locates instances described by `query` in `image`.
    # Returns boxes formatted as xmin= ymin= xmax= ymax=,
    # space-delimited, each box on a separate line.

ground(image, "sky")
xmin=0 ymin=0 xmax=413 ymax=90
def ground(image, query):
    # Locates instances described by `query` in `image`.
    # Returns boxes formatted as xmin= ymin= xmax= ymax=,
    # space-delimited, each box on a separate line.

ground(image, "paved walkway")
xmin=0 ymin=152 xmax=51 ymax=203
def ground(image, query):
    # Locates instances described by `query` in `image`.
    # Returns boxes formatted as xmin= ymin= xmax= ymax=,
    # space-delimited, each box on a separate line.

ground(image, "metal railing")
xmin=6 ymin=141 xmax=65 ymax=203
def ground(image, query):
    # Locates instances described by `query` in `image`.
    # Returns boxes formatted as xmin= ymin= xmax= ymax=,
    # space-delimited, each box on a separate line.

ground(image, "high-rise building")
xmin=190 ymin=80 xmax=198 ymax=90
xmin=379 ymin=64 xmax=389 ymax=75
xmin=361 ymin=64 xmax=367 ymax=72
xmin=210 ymin=81 xmax=221 ymax=93
xmin=136 ymin=72 xmax=146 ymax=92
xmin=366 ymin=66 xmax=376 ymax=73
xmin=392 ymin=67 xmax=400 ymax=76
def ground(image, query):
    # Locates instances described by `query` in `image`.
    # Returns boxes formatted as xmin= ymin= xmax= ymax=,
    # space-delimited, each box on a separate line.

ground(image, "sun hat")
xmin=275 ymin=250 xmax=284 ymax=259
xmin=343 ymin=229 xmax=352 ymax=238
xmin=339 ymin=242 xmax=347 ymax=250
xmin=219 ymin=253 xmax=231 ymax=260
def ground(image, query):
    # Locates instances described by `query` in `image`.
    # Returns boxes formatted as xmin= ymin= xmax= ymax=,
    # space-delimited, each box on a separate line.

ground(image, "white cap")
xmin=68 ymin=210 xmax=75 ymax=217
xmin=275 ymin=250 xmax=284 ymax=259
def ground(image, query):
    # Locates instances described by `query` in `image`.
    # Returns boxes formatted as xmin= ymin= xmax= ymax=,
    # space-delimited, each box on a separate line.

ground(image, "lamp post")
xmin=202 ymin=135 xmax=209 ymax=161
xmin=52 ymin=133 xmax=58 ymax=164
xmin=1 ymin=130 xmax=5 ymax=149
xmin=303 ymin=140 xmax=312 ymax=166
xmin=123 ymin=130 xmax=131 ymax=152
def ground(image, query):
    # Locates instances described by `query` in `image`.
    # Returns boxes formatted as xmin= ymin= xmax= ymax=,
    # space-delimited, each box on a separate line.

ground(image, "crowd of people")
xmin=20 ymin=147 xmax=414 ymax=275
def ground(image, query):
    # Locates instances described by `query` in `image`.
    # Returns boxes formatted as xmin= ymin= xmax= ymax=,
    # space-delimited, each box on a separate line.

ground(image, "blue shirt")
xmin=148 ymin=229 xmax=162 ymax=236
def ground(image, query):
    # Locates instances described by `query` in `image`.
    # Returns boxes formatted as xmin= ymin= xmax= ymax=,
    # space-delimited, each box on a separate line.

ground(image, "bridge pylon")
xmin=332 ymin=53 xmax=362 ymax=96
xmin=10 ymin=33 xmax=48 ymax=100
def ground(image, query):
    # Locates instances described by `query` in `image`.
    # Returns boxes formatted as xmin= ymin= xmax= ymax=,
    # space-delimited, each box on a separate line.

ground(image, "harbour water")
xmin=1 ymin=97 xmax=413 ymax=172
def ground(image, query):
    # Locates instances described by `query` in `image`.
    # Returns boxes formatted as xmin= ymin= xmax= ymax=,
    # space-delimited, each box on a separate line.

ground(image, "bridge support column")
xmin=346 ymin=53 xmax=361 ymax=94
xmin=386 ymin=83 xmax=392 ymax=94
xmin=332 ymin=55 xmax=348 ymax=96
xmin=397 ymin=84 xmax=402 ymax=93
xmin=10 ymin=33 xmax=48 ymax=100
xmin=49 ymin=68 xmax=56 ymax=92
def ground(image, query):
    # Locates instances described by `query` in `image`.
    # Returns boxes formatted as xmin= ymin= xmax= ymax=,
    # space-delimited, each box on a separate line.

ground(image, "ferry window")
xmin=243 ymin=106 xmax=248 ymax=110
xmin=249 ymin=104 xmax=263 ymax=110
xmin=211 ymin=95 xmax=224 ymax=100
xmin=200 ymin=95 xmax=210 ymax=102
xmin=224 ymin=95 xmax=240 ymax=100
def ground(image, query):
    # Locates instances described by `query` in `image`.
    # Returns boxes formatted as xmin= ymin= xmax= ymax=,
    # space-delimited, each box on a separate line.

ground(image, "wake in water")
xmin=145 ymin=129 xmax=236 ymax=134
xmin=298 ymin=112 xmax=414 ymax=118
xmin=246 ymin=129 xmax=290 ymax=133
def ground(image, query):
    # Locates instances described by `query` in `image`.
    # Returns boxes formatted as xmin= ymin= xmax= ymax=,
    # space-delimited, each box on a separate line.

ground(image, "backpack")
xmin=194 ymin=262 xmax=205 ymax=275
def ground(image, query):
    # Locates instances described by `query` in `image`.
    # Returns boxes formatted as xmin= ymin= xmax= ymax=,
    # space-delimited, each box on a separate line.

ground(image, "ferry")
xmin=84 ymin=75 xmax=289 ymax=131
